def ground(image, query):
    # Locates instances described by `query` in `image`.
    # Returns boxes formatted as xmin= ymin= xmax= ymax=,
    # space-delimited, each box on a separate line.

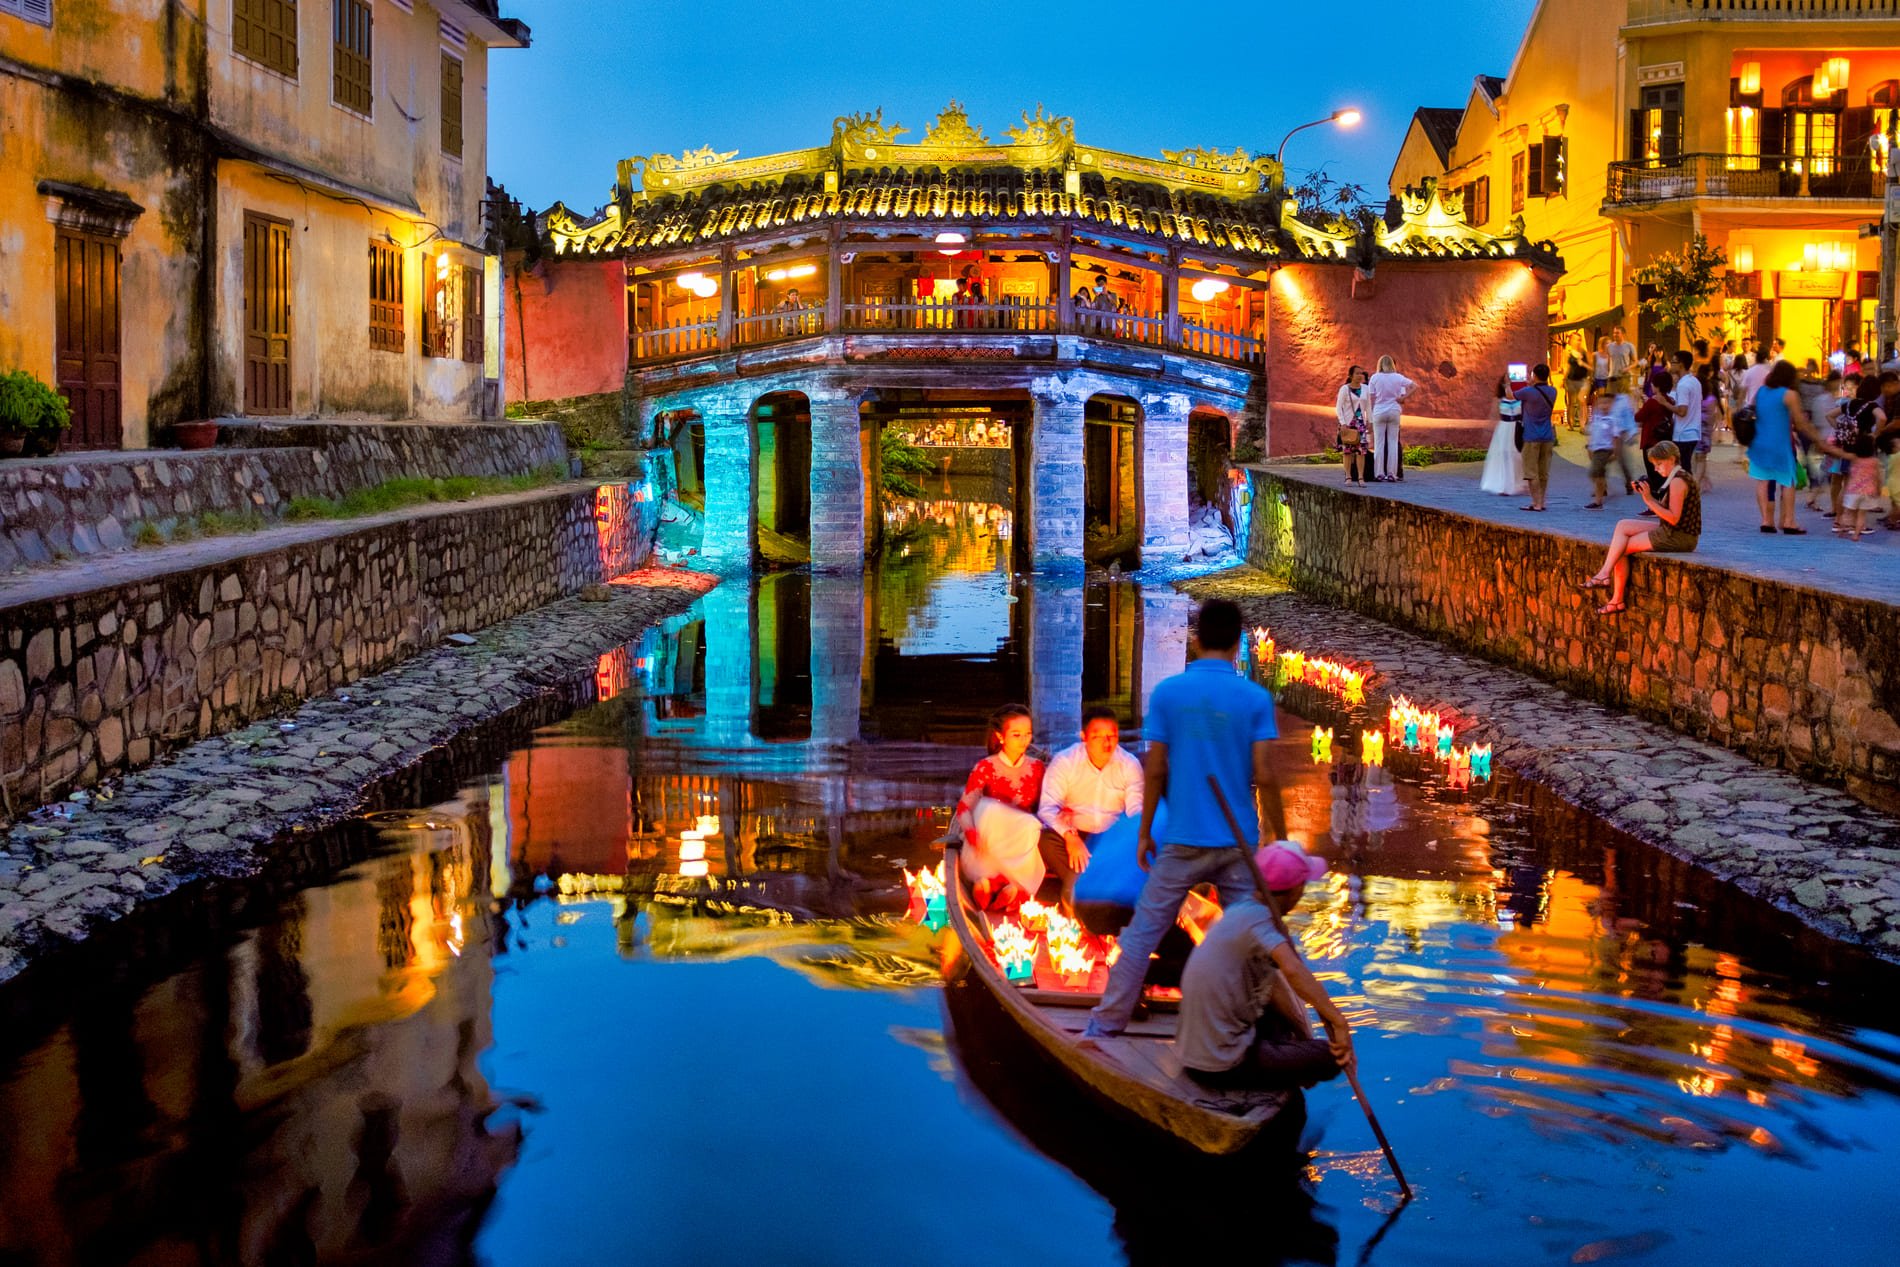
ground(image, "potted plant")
xmin=0 ymin=370 xmax=70 ymax=458
xmin=171 ymin=418 xmax=220 ymax=450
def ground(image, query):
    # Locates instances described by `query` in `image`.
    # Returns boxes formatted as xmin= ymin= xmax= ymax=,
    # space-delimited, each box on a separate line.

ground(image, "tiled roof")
xmin=1412 ymin=108 xmax=1465 ymax=167
xmin=555 ymin=167 xmax=1287 ymax=260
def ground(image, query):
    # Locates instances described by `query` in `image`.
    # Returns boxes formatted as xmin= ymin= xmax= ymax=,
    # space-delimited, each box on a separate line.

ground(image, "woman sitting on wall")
xmin=1578 ymin=441 xmax=1700 ymax=615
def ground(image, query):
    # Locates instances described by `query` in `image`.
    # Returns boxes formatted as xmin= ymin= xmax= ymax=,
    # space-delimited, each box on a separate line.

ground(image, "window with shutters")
xmin=460 ymin=265 xmax=484 ymax=364
xmin=441 ymin=53 xmax=464 ymax=158
xmin=1527 ymin=142 xmax=1545 ymax=198
xmin=1 ymin=0 xmax=54 ymax=29
xmin=234 ymin=0 xmax=299 ymax=78
xmin=1464 ymin=176 xmax=1490 ymax=228
xmin=333 ymin=0 xmax=372 ymax=115
xmin=1726 ymin=106 xmax=1762 ymax=170
xmin=1510 ymin=152 xmax=1526 ymax=213
xmin=1634 ymin=84 xmax=1683 ymax=165
xmin=368 ymin=239 xmax=403 ymax=352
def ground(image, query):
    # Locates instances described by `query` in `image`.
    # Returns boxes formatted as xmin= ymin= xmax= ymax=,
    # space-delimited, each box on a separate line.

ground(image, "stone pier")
xmin=808 ymin=392 xmax=867 ymax=572
xmin=1030 ymin=389 xmax=1087 ymax=572
xmin=1139 ymin=391 xmax=1193 ymax=561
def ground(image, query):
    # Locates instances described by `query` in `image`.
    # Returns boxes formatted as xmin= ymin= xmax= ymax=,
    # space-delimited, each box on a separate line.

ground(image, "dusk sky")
xmin=489 ymin=0 xmax=1540 ymax=213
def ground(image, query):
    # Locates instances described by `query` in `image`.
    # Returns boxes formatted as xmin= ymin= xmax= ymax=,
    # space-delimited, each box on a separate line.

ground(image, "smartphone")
xmin=1507 ymin=363 xmax=1529 ymax=384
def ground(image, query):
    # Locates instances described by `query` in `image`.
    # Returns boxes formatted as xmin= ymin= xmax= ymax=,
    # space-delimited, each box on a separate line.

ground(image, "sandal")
xmin=1780 ymin=527 xmax=1808 ymax=535
xmin=1596 ymin=600 xmax=1626 ymax=615
xmin=1759 ymin=525 xmax=1778 ymax=534
xmin=1584 ymin=501 xmax=1604 ymax=509
xmin=1578 ymin=576 xmax=1611 ymax=589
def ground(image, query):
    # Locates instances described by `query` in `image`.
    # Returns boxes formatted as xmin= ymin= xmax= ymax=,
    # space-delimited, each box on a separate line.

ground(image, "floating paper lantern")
xmin=1403 ymin=715 xmax=1420 ymax=750
xmin=1389 ymin=696 xmax=1412 ymax=742
xmin=1362 ymin=730 xmax=1385 ymax=766
xmin=1343 ymin=672 xmax=1366 ymax=706
xmin=1470 ymin=744 xmax=1493 ymax=783
xmin=1252 ymin=627 xmax=1275 ymax=665
xmin=1311 ymin=725 xmax=1334 ymax=764
xmin=1436 ymin=723 xmax=1455 ymax=759
xmin=1448 ymin=746 xmax=1472 ymax=790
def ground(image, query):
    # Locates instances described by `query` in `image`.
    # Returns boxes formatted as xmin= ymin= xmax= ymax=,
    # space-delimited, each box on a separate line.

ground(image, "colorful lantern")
xmin=1403 ymin=714 xmax=1420 ymax=750
xmin=1343 ymin=671 xmax=1366 ymax=706
xmin=1470 ymin=744 xmax=1493 ymax=782
xmin=1311 ymin=726 xmax=1334 ymax=763
xmin=1252 ymin=627 xmax=1275 ymax=665
xmin=1388 ymin=696 xmax=1412 ymax=742
xmin=1436 ymin=723 xmax=1455 ymax=759
xmin=1361 ymin=730 xmax=1385 ymax=766
xmin=1448 ymin=746 xmax=1472 ymax=790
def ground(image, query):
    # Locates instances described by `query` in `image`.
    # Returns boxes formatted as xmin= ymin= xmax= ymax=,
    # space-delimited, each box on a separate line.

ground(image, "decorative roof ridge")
xmin=1374 ymin=176 xmax=1561 ymax=269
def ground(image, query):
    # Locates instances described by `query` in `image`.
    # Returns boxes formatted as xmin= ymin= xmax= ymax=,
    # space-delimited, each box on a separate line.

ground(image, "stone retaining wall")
xmin=0 ymin=483 xmax=641 ymax=813
xmin=1245 ymin=471 xmax=1900 ymax=812
xmin=1 ymin=421 xmax=571 ymax=575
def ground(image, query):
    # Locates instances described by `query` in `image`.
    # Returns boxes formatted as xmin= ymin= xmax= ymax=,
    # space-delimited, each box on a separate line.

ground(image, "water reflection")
xmin=3 ymin=547 xmax=1900 ymax=1264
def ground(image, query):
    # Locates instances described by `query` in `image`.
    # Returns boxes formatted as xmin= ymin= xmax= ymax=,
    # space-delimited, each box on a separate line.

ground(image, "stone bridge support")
xmin=1139 ymin=391 xmax=1193 ymax=563
xmin=699 ymin=581 xmax=755 ymax=748
xmin=696 ymin=403 xmax=754 ymax=571
xmin=809 ymin=570 xmax=864 ymax=743
xmin=808 ymin=391 xmax=866 ymax=572
xmin=1029 ymin=578 xmax=1084 ymax=742
xmin=1029 ymin=387 xmax=1086 ymax=572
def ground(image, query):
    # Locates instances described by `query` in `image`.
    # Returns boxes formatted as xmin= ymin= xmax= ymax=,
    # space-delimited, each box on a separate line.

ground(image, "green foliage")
xmin=198 ymin=509 xmax=265 ymax=536
xmin=284 ymin=465 xmax=563 ymax=521
xmin=1402 ymin=445 xmax=1488 ymax=467
xmin=134 ymin=522 xmax=163 ymax=546
xmin=879 ymin=427 xmax=936 ymax=497
xmin=1287 ymin=167 xmax=1381 ymax=235
xmin=1635 ymin=234 xmax=1727 ymax=344
xmin=0 ymin=370 xmax=72 ymax=433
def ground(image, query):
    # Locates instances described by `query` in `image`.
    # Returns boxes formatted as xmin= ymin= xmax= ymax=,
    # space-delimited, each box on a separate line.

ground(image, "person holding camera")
xmin=1579 ymin=441 xmax=1701 ymax=615
xmin=1510 ymin=364 xmax=1560 ymax=511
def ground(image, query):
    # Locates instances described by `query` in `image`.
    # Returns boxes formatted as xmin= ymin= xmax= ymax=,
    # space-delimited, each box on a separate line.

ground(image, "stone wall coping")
xmin=0 ymin=479 xmax=612 ymax=612
xmin=1259 ymin=462 xmax=1900 ymax=611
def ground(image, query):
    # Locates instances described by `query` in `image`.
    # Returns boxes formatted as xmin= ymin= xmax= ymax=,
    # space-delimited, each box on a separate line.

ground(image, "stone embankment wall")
xmin=1245 ymin=472 xmax=1900 ymax=812
xmin=0 ymin=483 xmax=642 ymax=813
xmin=0 ymin=422 xmax=570 ymax=575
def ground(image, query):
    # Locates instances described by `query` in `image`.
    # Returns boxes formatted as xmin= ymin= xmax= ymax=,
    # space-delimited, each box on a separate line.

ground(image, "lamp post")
xmin=1276 ymin=109 xmax=1363 ymax=165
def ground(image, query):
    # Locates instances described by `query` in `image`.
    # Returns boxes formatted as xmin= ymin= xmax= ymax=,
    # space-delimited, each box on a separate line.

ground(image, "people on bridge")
xmin=1082 ymin=598 xmax=1287 ymax=1039
xmin=952 ymin=704 xmax=1049 ymax=908
xmin=1176 ymin=843 xmax=1353 ymax=1091
xmin=1038 ymin=705 xmax=1143 ymax=914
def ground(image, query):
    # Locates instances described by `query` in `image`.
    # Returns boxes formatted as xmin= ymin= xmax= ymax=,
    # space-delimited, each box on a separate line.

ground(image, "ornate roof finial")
xmin=923 ymin=100 xmax=989 ymax=146
xmin=1005 ymin=103 xmax=1074 ymax=148
xmin=835 ymin=108 xmax=908 ymax=149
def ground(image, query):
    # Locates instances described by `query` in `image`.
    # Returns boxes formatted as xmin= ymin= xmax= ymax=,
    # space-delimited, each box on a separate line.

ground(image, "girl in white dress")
xmin=1480 ymin=374 xmax=1528 ymax=495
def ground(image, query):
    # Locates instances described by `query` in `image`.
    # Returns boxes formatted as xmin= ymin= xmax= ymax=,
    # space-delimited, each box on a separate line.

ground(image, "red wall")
xmin=1265 ymin=260 xmax=1553 ymax=454
xmin=504 ymin=254 xmax=628 ymax=405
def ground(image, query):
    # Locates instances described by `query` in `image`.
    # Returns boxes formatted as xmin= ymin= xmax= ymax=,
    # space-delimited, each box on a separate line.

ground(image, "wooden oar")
xmin=1204 ymin=774 xmax=1413 ymax=1201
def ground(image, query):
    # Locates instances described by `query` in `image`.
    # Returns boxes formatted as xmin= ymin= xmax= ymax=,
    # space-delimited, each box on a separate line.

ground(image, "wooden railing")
xmin=1181 ymin=321 xmax=1263 ymax=365
xmin=1606 ymin=152 xmax=1888 ymax=204
xmin=1075 ymin=307 xmax=1166 ymax=346
xmin=630 ymin=317 xmax=720 ymax=362
xmin=842 ymin=296 xmax=1058 ymax=331
xmin=734 ymin=306 xmax=824 ymax=345
xmin=1625 ymin=0 xmax=1900 ymax=22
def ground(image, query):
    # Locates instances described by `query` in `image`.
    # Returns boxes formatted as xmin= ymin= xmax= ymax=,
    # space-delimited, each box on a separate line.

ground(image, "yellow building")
xmin=1391 ymin=0 xmax=1899 ymax=366
xmin=0 ymin=0 xmax=527 ymax=450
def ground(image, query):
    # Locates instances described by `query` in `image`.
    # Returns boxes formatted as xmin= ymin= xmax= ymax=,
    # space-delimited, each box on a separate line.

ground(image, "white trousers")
xmin=1371 ymin=413 xmax=1402 ymax=479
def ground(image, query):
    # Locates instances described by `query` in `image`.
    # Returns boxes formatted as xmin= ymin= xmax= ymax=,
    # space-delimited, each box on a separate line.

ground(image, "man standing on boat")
xmin=1083 ymin=598 xmax=1293 ymax=1039
xmin=1176 ymin=843 xmax=1354 ymax=1088
xmin=1036 ymin=705 xmax=1143 ymax=909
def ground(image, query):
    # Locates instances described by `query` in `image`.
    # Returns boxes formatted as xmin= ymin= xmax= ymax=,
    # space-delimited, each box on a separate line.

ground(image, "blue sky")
xmin=488 ymin=0 xmax=1539 ymax=213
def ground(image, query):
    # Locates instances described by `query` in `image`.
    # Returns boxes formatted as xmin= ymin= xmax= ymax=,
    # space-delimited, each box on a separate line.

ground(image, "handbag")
xmin=1513 ymin=421 xmax=1525 ymax=452
xmin=1337 ymin=424 xmax=1362 ymax=449
xmin=1732 ymin=403 xmax=1757 ymax=448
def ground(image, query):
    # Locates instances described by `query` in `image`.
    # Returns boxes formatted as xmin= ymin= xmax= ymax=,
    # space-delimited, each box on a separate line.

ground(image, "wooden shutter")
xmin=368 ymin=238 xmax=403 ymax=352
xmin=54 ymin=229 xmax=123 ymax=450
xmin=234 ymin=0 xmax=300 ymax=78
xmin=461 ymin=264 xmax=484 ymax=364
xmin=332 ymin=0 xmax=372 ymax=115
xmin=244 ymin=212 xmax=293 ymax=414
xmin=1 ymin=1 xmax=55 ymax=27
xmin=441 ymin=53 xmax=464 ymax=157
xmin=1527 ymin=142 xmax=1545 ymax=197
xmin=1541 ymin=138 xmax=1566 ymax=195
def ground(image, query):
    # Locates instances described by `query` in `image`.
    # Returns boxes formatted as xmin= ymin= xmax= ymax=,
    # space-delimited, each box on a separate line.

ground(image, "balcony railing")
xmin=630 ymin=297 xmax=1263 ymax=367
xmin=842 ymin=295 xmax=1058 ymax=331
xmin=1606 ymin=152 xmax=1889 ymax=205
xmin=1625 ymin=0 xmax=1900 ymax=24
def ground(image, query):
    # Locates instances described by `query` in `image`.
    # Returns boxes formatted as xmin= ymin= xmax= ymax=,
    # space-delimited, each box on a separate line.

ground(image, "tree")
xmin=1634 ymin=234 xmax=1728 ymax=344
xmin=1287 ymin=166 xmax=1380 ymax=235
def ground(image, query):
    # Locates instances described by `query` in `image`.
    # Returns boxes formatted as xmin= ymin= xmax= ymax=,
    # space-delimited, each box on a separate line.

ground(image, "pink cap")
xmin=1257 ymin=841 xmax=1327 ymax=891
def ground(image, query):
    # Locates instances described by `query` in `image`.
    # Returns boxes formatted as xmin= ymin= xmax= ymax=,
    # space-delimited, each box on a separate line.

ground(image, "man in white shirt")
xmin=1037 ymin=706 xmax=1143 ymax=888
xmin=1606 ymin=326 xmax=1637 ymax=380
xmin=1669 ymin=349 xmax=1703 ymax=450
xmin=1743 ymin=355 xmax=1774 ymax=404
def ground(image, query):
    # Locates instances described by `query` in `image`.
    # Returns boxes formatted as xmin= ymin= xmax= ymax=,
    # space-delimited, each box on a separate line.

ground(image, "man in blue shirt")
xmin=1511 ymin=363 xmax=1561 ymax=512
xmin=1084 ymin=598 xmax=1288 ymax=1038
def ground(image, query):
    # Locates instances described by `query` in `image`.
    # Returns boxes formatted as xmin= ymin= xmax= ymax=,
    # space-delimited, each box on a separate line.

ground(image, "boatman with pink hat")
xmin=1175 ymin=841 xmax=1355 ymax=1090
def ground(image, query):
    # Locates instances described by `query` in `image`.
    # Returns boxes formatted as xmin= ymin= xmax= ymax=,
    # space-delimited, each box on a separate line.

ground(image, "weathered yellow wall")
xmin=0 ymin=0 xmax=209 ymax=447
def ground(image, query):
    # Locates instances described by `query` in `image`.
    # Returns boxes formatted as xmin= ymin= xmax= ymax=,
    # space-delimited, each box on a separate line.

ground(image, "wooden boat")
xmin=942 ymin=848 xmax=1296 ymax=1155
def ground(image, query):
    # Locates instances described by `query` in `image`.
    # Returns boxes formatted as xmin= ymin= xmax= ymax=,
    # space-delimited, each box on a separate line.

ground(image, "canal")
xmin=1 ymin=484 xmax=1896 ymax=1265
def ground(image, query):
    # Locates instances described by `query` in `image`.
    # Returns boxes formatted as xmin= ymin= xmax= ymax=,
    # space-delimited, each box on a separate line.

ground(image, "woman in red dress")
xmin=953 ymin=704 xmax=1047 ymax=907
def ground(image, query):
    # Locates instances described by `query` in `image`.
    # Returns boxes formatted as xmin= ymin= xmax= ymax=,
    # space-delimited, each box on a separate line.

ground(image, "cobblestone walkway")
xmin=1188 ymin=570 xmax=1900 ymax=961
xmin=0 ymin=568 xmax=713 ymax=985
xmin=1261 ymin=431 xmax=1900 ymax=604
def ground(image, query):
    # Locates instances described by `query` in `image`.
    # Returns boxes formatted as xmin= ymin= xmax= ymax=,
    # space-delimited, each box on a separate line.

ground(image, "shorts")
xmin=1522 ymin=440 xmax=1555 ymax=484
xmin=1587 ymin=448 xmax=1615 ymax=479
xmin=1843 ymin=491 xmax=1889 ymax=512
xmin=1648 ymin=527 xmax=1698 ymax=553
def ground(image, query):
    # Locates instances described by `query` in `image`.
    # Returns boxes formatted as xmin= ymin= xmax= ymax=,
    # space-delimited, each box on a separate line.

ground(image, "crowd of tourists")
xmin=1333 ymin=330 xmax=1899 ymax=614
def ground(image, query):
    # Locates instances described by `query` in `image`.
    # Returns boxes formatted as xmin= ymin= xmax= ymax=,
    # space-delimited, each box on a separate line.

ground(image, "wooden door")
xmin=243 ymin=212 xmax=292 ymax=414
xmin=54 ymin=228 xmax=122 ymax=450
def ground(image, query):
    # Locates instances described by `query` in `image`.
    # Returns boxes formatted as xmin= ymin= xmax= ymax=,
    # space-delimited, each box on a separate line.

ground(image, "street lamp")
xmin=1276 ymin=109 xmax=1363 ymax=164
